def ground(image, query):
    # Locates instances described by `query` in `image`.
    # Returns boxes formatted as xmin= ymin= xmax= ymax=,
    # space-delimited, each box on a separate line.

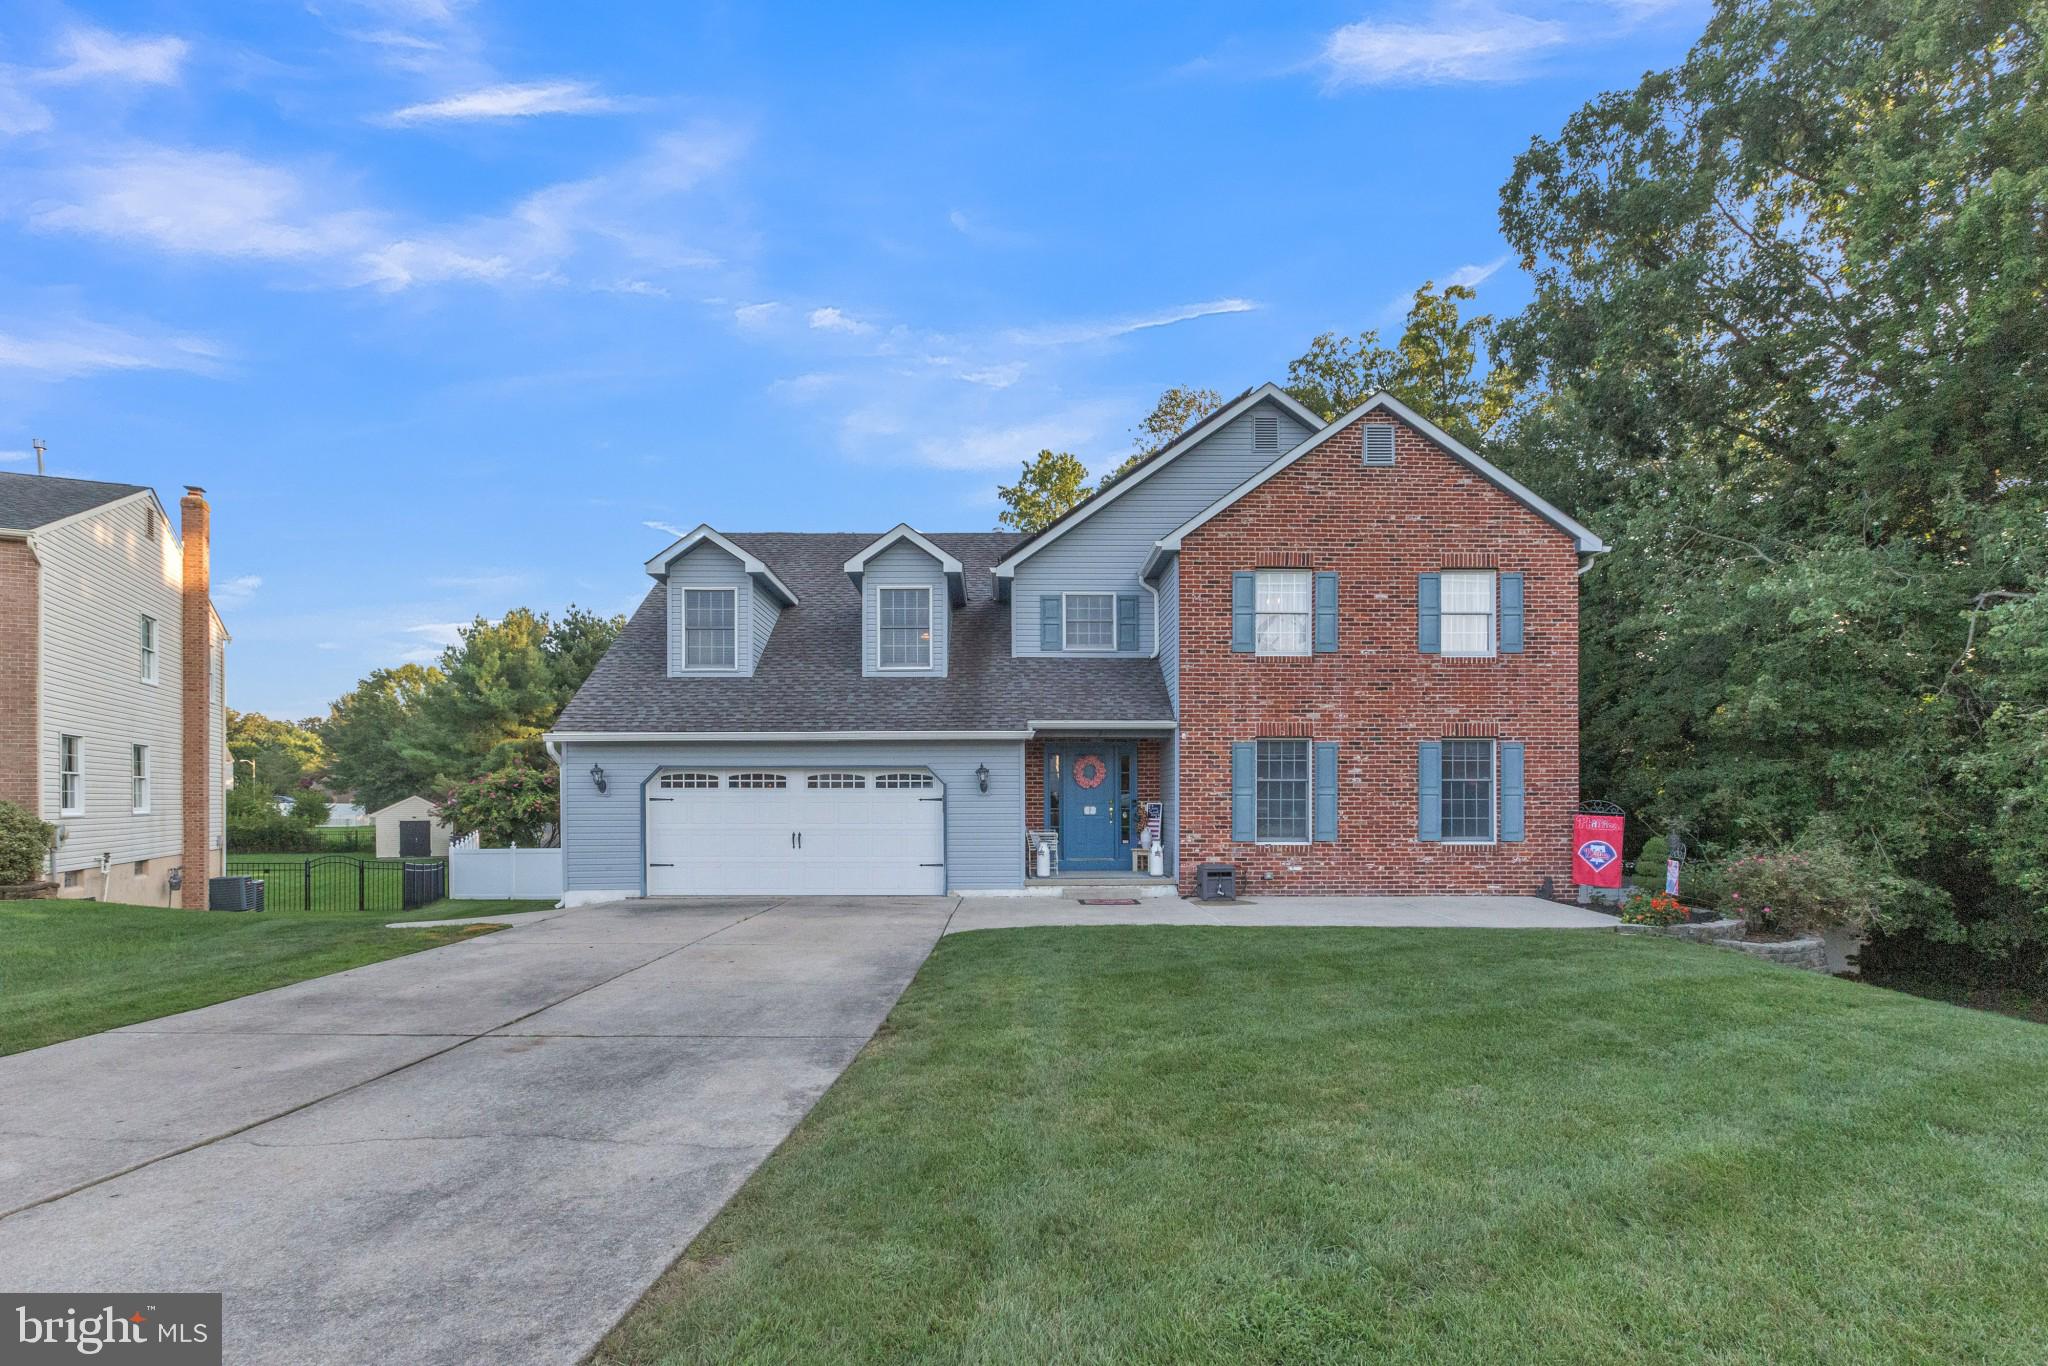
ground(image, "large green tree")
xmin=321 ymin=664 xmax=443 ymax=813
xmin=996 ymin=449 xmax=1091 ymax=532
xmin=1492 ymin=0 xmax=2047 ymax=947
xmin=226 ymin=710 xmax=327 ymax=795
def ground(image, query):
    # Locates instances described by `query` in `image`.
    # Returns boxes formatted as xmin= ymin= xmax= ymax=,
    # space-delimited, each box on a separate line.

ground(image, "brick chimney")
xmin=180 ymin=487 xmax=210 ymax=909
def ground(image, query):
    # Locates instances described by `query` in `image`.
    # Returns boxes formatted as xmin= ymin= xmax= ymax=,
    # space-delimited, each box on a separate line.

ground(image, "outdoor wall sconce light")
xmin=590 ymin=764 xmax=608 ymax=794
xmin=975 ymin=763 xmax=990 ymax=794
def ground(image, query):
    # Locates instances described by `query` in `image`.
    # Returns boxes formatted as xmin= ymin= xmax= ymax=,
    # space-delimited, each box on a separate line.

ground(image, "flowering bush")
xmin=1718 ymin=840 xmax=1883 ymax=936
xmin=440 ymin=763 xmax=559 ymax=847
xmin=1618 ymin=887 xmax=1690 ymax=926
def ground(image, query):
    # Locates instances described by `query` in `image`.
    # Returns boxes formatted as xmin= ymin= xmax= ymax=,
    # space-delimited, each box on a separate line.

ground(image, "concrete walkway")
xmin=0 ymin=897 xmax=954 ymax=1366
xmin=948 ymin=893 xmax=1617 ymax=934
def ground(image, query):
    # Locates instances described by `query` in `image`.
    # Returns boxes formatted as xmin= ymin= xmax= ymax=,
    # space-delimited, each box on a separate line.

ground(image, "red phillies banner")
xmin=1573 ymin=812 xmax=1626 ymax=887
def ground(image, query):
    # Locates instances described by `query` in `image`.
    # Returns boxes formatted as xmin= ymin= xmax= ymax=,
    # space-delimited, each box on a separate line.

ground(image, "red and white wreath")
xmin=1073 ymin=755 xmax=1107 ymax=789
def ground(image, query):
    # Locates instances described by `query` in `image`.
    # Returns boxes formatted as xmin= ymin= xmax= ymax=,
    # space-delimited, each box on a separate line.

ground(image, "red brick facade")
xmin=180 ymin=489 xmax=211 ymax=909
xmin=0 ymin=540 xmax=37 ymax=812
xmin=1173 ymin=414 xmax=1580 ymax=896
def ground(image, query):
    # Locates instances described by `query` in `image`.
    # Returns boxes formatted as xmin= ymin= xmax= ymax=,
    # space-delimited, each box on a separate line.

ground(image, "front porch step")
xmin=981 ymin=877 xmax=1182 ymax=899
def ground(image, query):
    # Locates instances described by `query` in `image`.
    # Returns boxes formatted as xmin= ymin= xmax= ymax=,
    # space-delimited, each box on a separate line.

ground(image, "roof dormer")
xmin=644 ymin=524 xmax=799 ymax=604
xmin=644 ymin=525 xmax=798 ymax=679
xmin=842 ymin=523 xmax=965 ymax=607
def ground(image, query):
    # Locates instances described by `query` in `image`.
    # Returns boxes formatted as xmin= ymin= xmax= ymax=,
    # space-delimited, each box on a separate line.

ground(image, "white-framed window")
xmin=657 ymin=772 xmax=720 ymax=790
xmin=728 ymin=772 xmax=788 ymax=789
xmin=877 ymin=586 xmax=933 ymax=670
xmin=139 ymin=614 xmax=158 ymax=684
xmin=132 ymin=744 xmax=151 ymax=814
xmin=60 ymin=735 xmax=82 ymax=815
xmin=873 ymin=771 xmax=935 ymax=789
xmin=1255 ymin=738 xmax=1311 ymax=843
xmin=1441 ymin=571 xmax=1496 ymax=657
xmin=1441 ymin=739 xmax=1496 ymax=842
xmin=682 ymin=587 xmax=738 ymax=670
xmin=807 ymin=772 xmax=866 ymax=789
xmin=1062 ymin=593 xmax=1116 ymax=651
xmin=1255 ymin=570 xmax=1312 ymax=657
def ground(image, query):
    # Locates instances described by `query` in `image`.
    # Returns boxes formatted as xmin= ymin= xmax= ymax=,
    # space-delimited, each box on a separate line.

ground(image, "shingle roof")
xmin=555 ymin=531 xmax=1174 ymax=734
xmin=0 ymin=472 xmax=150 ymax=531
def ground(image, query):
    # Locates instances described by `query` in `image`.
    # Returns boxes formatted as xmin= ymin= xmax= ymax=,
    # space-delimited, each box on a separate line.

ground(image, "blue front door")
xmin=1050 ymin=744 xmax=1134 ymax=872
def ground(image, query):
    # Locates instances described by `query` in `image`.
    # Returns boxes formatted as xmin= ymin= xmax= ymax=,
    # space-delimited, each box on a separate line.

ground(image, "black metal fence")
xmin=221 ymin=855 xmax=446 ymax=913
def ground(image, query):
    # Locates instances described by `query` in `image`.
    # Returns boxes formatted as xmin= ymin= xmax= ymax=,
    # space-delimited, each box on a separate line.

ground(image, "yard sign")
xmin=1572 ymin=812 xmax=1625 ymax=888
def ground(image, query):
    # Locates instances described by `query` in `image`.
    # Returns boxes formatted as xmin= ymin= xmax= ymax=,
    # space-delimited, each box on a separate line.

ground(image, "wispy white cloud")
xmin=1007 ymin=297 xmax=1257 ymax=346
xmin=911 ymin=400 xmax=1127 ymax=473
xmin=0 ymin=449 xmax=32 ymax=463
xmin=404 ymin=621 xmax=468 ymax=647
xmin=956 ymin=362 xmax=1025 ymax=389
xmin=213 ymin=574 xmax=262 ymax=607
xmin=1320 ymin=3 xmax=1567 ymax=87
xmin=946 ymin=208 xmax=1032 ymax=247
xmin=808 ymin=306 xmax=873 ymax=335
xmin=643 ymin=519 xmax=689 ymax=539
xmin=733 ymin=301 xmax=783 ymax=330
xmin=0 ymin=80 xmax=51 ymax=135
xmin=1445 ymin=254 xmax=1512 ymax=288
xmin=22 ymin=126 xmax=745 ymax=292
xmin=41 ymin=27 xmax=190 ymax=86
xmin=0 ymin=319 xmax=224 ymax=381
xmin=381 ymin=79 xmax=620 ymax=125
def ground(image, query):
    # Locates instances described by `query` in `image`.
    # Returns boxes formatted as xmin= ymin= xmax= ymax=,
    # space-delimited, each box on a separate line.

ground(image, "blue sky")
xmin=1 ymin=0 xmax=1700 ymax=717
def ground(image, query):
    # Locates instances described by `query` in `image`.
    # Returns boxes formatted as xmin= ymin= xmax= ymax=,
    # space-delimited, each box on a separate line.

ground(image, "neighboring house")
xmin=370 ymin=796 xmax=451 ymax=858
xmin=273 ymin=793 xmax=370 ymax=827
xmin=0 ymin=475 xmax=229 ymax=905
xmin=547 ymin=386 xmax=1605 ymax=903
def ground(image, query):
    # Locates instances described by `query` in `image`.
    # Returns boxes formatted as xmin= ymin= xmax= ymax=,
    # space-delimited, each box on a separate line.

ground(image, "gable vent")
xmin=1253 ymin=409 xmax=1279 ymax=452
xmin=1362 ymin=425 xmax=1397 ymax=467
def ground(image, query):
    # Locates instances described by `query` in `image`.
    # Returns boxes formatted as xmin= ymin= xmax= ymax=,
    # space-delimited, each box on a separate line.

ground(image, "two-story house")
xmin=0 ymin=474 xmax=229 ymax=905
xmin=547 ymin=385 xmax=1604 ymax=902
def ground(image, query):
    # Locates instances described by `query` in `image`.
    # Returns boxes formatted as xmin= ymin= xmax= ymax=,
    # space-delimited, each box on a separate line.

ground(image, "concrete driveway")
xmin=0 ymin=897 xmax=955 ymax=1366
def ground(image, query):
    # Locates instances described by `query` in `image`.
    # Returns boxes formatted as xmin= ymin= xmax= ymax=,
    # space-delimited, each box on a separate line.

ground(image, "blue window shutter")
xmin=1040 ymin=596 xmax=1061 ymax=652
xmin=1417 ymin=742 xmax=1442 ymax=841
xmin=1314 ymin=742 xmax=1338 ymax=842
xmin=1231 ymin=742 xmax=1257 ymax=842
xmin=1500 ymin=742 xmax=1526 ymax=842
xmin=1499 ymin=572 xmax=1524 ymax=653
xmin=1417 ymin=574 xmax=1441 ymax=654
xmin=1117 ymin=594 xmax=1139 ymax=652
xmin=1231 ymin=573 xmax=1256 ymax=653
xmin=1314 ymin=572 xmax=1338 ymax=653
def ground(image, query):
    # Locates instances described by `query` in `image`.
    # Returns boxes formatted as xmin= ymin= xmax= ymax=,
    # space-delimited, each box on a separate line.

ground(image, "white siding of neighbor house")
xmin=1010 ymin=400 xmax=1314 ymax=656
xmin=664 ymin=542 xmax=765 ymax=678
xmin=35 ymin=495 xmax=192 ymax=874
xmin=559 ymin=739 xmax=1024 ymax=895
xmin=860 ymin=541 xmax=949 ymax=678
xmin=1157 ymin=557 xmax=1180 ymax=716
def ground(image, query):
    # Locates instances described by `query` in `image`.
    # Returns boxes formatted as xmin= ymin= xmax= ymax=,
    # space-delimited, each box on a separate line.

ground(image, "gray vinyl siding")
xmin=665 ymin=543 xmax=761 ymax=678
xmin=35 ymin=496 xmax=196 ymax=872
xmin=750 ymin=582 xmax=781 ymax=669
xmin=860 ymin=542 xmax=948 ymax=678
xmin=1157 ymin=558 xmax=1180 ymax=716
xmin=1011 ymin=400 xmax=1313 ymax=655
xmin=559 ymin=739 xmax=1023 ymax=893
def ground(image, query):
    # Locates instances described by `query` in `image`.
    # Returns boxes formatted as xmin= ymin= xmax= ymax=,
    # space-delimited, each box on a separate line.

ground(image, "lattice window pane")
xmin=807 ymin=772 xmax=866 ymax=789
xmin=1255 ymin=570 xmax=1311 ymax=656
xmin=727 ymin=772 xmax=788 ymax=789
xmin=1064 ymin=594 xmax=1115 ymax=649
xmin=683 ymin=589 xmax=737 ymax=668
xmin=1440 ymin=571 xmax=1494 ymax=656
xmin=874 ymin=771 xmax=935 ymax=789
xmin=878 ymin=588 xmax=932 ymax=668
xmin=1256 ymin=738 xmax=1311 ymax=841
xmin=1441 ymin=739 xmax=1495 ymax=840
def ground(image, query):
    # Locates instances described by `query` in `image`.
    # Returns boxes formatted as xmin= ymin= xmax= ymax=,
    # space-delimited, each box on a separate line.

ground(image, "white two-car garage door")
xmin=645 ymin=768 xmax=946 ymax=896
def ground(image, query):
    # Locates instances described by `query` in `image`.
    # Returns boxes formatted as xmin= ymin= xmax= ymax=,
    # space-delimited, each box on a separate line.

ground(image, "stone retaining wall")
xmin=1616 ymin=916 xmax=1830 ymax=972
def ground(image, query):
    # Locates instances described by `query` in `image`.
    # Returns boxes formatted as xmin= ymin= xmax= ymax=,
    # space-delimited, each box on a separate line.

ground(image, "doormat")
xmin=1078 ymin=897 xmax=1141 ymax=906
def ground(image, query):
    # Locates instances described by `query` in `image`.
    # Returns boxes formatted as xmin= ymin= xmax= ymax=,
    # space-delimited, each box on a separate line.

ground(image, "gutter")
xmin=542 ymin=729 xmax=1037 ymax=743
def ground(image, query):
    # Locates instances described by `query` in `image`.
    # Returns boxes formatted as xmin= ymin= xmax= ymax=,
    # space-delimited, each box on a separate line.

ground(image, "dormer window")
xmin=682 ymin=588 xmax=737 ymax=669
xmin=878 ymin=586 xmax=933 ymax=670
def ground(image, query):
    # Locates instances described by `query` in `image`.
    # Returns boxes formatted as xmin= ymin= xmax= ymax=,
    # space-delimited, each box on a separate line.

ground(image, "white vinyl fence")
xmin=448 ymin=832 xmax=564 ymax=901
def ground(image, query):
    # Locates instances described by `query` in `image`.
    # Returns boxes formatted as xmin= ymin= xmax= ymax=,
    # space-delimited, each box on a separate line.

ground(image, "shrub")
xmin=1633 ymin=836 xmax=1670 ymax=890
xmin=0 ymin=800 xmax=55 ymax=884
xmin=1618 ymin=887 xmax=1689 ymax=926
xmin=1718 ymin=840 xmax=1887 ymax=936
xmin=441 ymin=763 xmax=558 ymax=847
xmin=227 ymin=786 xmax=322 ymax=853
xmin=290 ymin=789 xmax=332 ymax=826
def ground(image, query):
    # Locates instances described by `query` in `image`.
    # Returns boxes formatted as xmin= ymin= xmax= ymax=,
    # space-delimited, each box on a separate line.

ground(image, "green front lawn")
xmin=600 ymin=928 xmax=2048 ymax=1364
xmin=0 ymin=898 xmax=546 ymax=1056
